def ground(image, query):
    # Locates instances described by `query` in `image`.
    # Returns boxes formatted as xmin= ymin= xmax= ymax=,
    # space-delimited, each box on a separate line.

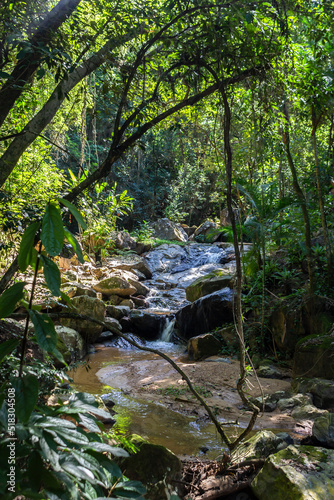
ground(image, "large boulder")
xmin=106 ymin=255 xmax=153 ymax=279
xmin=123 ymin=310 xmax=167 ymax=340
xmin=251 ymin=445 xmax=334 ymax=500
xmin=60 ymin=295 xmax=105 ymax=342
xmin=176 ymin=288 xmax=233 ymax=339
xmin=194 ymin=220 xmax=217 ymax=237
xmin=150 ymin=218 xmax=188 ymax=242
xmin=293 ymin=332 xmax=334 ymax=379
xmin=312 ymin=413 xmax=334 ymax=448
xmin=55 ymin=325 xmax=86 ymax=360
xmin=185 ymin=270 xmax=234 ymax=302
xmin=187 ymin=333 xmax=223 ymax=360
xmin=292 ymin=378 xmax=334 ymax=409
xmin=232 ymin=430 xmax=289 ymax=462
xmin=93 ymin=275 xmax=136 ymax=297
xmin=145 ymin=243 xmax=187 ymax=273
xmin=120 ymin=434 xmax=181 ymax=500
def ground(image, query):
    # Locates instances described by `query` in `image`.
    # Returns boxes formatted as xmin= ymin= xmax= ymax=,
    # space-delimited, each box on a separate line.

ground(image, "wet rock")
xmin=292 ymin=378 xmax=334 ymax=409
xmin=128 ymin=278 xmax=150 ymax=297
xmin=106 ymin=304 xmax=130 ymax=320
xmin=55 ymin=325 xmax=86 ymax=360
xmin=293 ymin=331 xmax=334 ymax=379
xmin=232 ymin=430 xmax=289 ymax=462
xmin=120 ymin=434 xmax=181 ymax=500
xmin=93 ymin=275 xmax=136 ymax=297
xmin=187 ymin=333 xmax=223 ymax=360
xmin=251 ymin=445 xmax=334 ymax=500
xmin=146 ymin=243 xmax=187 ymax=273
xmin=60 ymin=295 xmax=106 ymax=342
xmin=131 ymin=296 xmax=148 ymax=308
xmin=102 ymin=317 xmax=122 ymax=335
xmin=185 ymin=270 xmax=234 ymax=302
xmin=125 ymin=310 xmax=167 ymax=340
xmin=95 ymin=331 xmax=114 ymax=342
xmin=312 ymin=413 xmax=334 ymax=448
xmin=176 ymin=288 xmax=233 ymax=339
xmin=150 ymin=218 xmax=188 ymax=242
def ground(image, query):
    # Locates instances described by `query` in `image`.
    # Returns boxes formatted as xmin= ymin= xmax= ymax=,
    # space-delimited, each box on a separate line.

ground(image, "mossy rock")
xmin=187 ymin=333 xmax=223 ymax=360
xmin=232 ymin=430 xmax=288 ymax=462
xmin=252 ymin=445 xmax=334 ymax=500
xmin=293 ymin=331 xmax=334 ymax=379
xmin=93 ymin=275 xmax=136 ymax=297
xmin=60 ymin=295 xmax=105 ymax=342
xmin=185 ymin=270 xmax=234 ymax=302
xmin=120 ymin=435 xmax=181 ymax=500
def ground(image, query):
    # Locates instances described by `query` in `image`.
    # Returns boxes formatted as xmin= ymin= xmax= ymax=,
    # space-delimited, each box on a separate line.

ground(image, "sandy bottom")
xmin=95 ymin=350 xmax=307 ymax=438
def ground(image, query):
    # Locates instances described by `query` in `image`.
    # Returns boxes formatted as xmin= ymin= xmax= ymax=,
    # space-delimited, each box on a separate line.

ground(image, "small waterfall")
xmin=160 ymin=317 xmax=175 ymax=342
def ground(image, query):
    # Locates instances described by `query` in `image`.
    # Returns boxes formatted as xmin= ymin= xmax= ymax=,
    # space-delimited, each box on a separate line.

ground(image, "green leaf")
xmin=41 ymin=203 xmax=64 ymax=257
xmin=0 ymin=339 xmax=20 ymax=364
xmin=64 ymin=228 xmax=84 ymax=263
xmin=59 ymin=198 xmax=87 ymax=231
xmin=0 ymin=282 xmax=25 ymax=318
xmin=29 ymin=310 xmax=57 ymax=353
xmin=40 ymin=255 xmax=61 ymax=296
xmin=10 ymin=374 xmax=39 ymax=423
xmin=82 ymin=442 xmax=129 ymax=457
xmin=18 ymin=221 xmax=41 ymax=271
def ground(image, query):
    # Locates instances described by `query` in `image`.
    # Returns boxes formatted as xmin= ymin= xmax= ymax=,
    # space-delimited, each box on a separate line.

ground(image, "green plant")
xmin=131 ymin=220 xmax=153 ymax=242
xmin=0 ymin=201 xmax=146 ymax=499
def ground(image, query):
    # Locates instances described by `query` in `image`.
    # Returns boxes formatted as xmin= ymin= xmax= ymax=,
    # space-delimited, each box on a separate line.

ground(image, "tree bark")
xmin=0 ymin=0 xmax=82 ymax=128
xmin=220 ymin=85 xmax=259 ymax=450
xmin=283 ymin=101 xmax=315 ymax=296
xmin=0 ymin=30 xmax=139 ymax=188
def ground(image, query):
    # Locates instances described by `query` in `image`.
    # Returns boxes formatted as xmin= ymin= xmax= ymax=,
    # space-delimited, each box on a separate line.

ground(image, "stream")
xmin=69 ymin=242 xmax=294 ymax=458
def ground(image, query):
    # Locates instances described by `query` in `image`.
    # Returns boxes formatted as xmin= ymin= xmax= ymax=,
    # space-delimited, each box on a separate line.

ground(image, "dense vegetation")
xmin=0 ymin=0 xmax=333 ymax=498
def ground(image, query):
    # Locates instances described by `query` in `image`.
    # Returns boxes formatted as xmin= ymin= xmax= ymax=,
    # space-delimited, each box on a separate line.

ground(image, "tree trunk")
xmin=311 ymin=105 xmax=332 ymax=279
xmin=0 ymin=0 xmax=82 ymax=128
xmin=220 ymin=85 xmax=258 ymax=450
xmin=0 ymin=30 xmax=140 ymax=188
xmin=282 ymin=101 xmax=315 ymax=296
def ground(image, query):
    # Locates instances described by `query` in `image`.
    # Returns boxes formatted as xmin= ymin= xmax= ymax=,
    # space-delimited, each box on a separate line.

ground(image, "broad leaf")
xmin=0 ymin=338 xmax=20 ymax=364
xmin=18 ymin=221 xmax=41 ymax=271
xmin=82 ymin=442 xmax=129 ymax=457
xmin=29 ymin=310 xmax=57 ymax=353
xmin=59 ymin=198 xmax=87 ymax=230
xmin=40 ymin=255 xmax=61 ymax=296
xmin=64 ymin=227 xmax=84 ymax=263
xmin=11 ymin=374 xmax=39 ymax=423
xmin=41 ymin=203 xmax=64 ymax=257
xmin=0 ymin=282 xmax=25 ymax=318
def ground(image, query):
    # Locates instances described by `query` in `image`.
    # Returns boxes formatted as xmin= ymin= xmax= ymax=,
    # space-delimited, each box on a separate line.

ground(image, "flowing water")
xmin=70 ymin=242 xmax=250 ymax=458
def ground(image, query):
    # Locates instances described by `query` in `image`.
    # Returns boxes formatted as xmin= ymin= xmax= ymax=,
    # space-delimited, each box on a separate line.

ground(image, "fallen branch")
xmin=10 ymin=309 xmax=250 ymax=451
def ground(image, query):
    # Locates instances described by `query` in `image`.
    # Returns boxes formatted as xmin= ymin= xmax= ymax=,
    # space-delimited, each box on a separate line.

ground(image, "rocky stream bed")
xmin=7 ymin=220 xmax=334 ymax=499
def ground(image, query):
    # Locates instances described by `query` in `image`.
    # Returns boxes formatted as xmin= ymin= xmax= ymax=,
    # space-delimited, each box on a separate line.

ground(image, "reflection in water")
xmin=69 ymin=345 xmax=231 ymax=458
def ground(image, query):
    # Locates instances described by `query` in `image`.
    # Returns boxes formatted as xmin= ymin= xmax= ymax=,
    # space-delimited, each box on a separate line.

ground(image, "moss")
xmin=296 ymin=332 xmax=334 ymax=350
